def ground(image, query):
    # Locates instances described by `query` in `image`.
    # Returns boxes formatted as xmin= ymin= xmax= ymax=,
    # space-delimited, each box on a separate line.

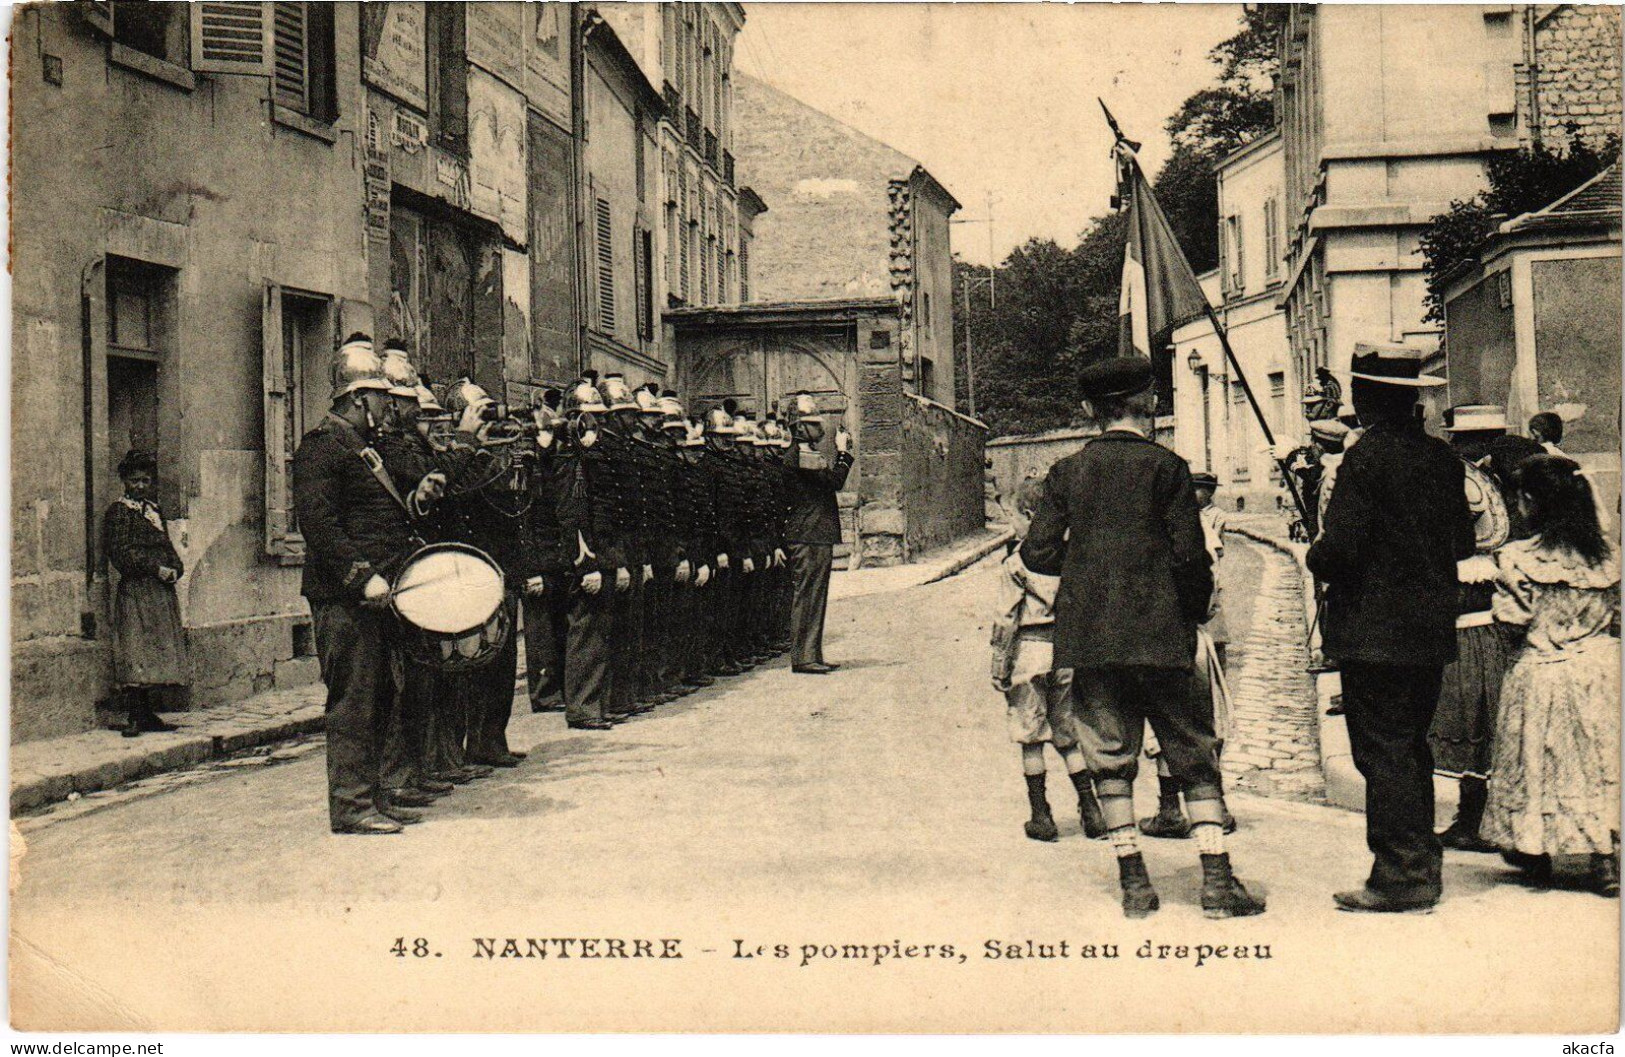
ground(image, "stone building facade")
xmin=1519 ymin=4 xmax=1624 ymax=151
xmin=10 ymin=1 xmax=770 ymax=744
xmin=730 ymin=73 xmax=961 ymax=409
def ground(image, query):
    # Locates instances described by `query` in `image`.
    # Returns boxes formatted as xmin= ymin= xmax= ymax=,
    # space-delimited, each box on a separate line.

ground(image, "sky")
xmin=733 ymin=2 xmax=1246 ymax=265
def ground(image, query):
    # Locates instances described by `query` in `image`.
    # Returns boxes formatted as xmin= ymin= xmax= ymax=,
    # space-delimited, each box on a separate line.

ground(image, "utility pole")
xmin=950 ymin=193 xmax=998 ymax=417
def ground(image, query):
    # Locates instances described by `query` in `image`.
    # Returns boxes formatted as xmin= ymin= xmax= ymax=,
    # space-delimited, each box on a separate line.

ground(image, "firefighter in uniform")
xmin=671 ymin=411 xmax=718 ymax=690
xmin=597 ymin=373 xmax=647 ymax=718
xmin=784 ymin=393 xmax=855 ymax=675
xmin=293 ymin=335 xmax=449 ymax=835
xmin=557 ymin=376 xmax=626 ymax=730
xmin=524 ymin=389 xmax=571 ymax=714
xmin=704 ymin=406 xmax=750 ymax=675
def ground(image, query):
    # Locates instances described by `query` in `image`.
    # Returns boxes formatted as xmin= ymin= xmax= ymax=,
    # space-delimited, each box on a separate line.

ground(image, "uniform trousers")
xmin=565 ymin=579 xmax=614 ymax=725
xmin=789 ymin=542 xmax=834 ymax=667
xmin=1340 ymin=661 xmax=1445 ymax=899
xmin=465 ymin=591 xmax=520 ymax=760
xmin=382 ymin=657 xmax=439 ymax=791
xmin=523 ymin=573 xmax=569 ymax=710
xmin=1070 ymin=665 xmax=1224 ymax=803
xmin=311 ymin=602 xmax=398 ymax=828
xmin=610 ymin=573 xmax=644 ymax=713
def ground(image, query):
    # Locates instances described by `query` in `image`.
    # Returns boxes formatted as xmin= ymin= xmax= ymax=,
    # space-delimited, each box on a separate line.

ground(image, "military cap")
xmin=1077 ymin=356 xmax=1154 ymax=400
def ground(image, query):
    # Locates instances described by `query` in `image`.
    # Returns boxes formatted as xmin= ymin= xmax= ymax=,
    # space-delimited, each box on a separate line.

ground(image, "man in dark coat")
xmin=1022 ymin=355 xmax=1262 ymax=920
xmin=1308 ymin=343 xmax=1475 ymax=913
xmin=293 ymin=337 xmax=447 ymax=835
xmin=783 ymin=394 xmax=854 ymax=675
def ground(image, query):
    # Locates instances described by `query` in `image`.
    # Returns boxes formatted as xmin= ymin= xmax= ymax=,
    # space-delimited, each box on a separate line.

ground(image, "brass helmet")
xmin=734 ymin=415 xmax=760 ymax=445
xmin=680 ymin=418 xmax=706 ymax=447
xmin=633 ymin=383 xmax=662 ymax=414
xmin=658 ymin=391 xmax=687 ymax=431
xmin=534 ymin=387 xmax=566 ymax=434
xmin=703 ymin=406 xmax=739 ymax=435
xmin=791 ymin=391 xmax=821 ymax=423
xmin=600 ymin=372 xmax=638 ymax=412
xmin=415 ymin=384 xmax=449 ymax=417
xmin=441 ymin=378 xmax=492 ymax=419
xmin=381 ymin=342 xmax=421 ymax=398
xmin=563 ymin=378 xmax=609 ymax=415
xmin=331 ymin=334 xmax=391 ymax=401
xmin=761 ymin=418 xmax=788 ymax=447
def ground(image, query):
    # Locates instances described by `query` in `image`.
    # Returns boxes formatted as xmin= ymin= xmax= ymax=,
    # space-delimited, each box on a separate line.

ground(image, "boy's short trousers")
xmin=1006 ymin=668 xmax=1077 ymax=747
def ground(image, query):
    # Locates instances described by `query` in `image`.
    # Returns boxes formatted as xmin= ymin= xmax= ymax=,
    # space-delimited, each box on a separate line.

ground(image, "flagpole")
xmin=1100 ymin=99 xmax=1312 ymax=531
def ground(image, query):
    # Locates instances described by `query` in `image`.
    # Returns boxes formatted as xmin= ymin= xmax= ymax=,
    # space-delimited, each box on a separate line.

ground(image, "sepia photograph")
xmin=5 ymin=0 xmax=1622 ymax=1038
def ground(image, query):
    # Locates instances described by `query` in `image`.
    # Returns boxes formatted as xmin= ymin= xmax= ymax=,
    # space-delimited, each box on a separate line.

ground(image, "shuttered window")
xmin=595 ymin=198 xmax=616 ymax=332
xmin=635 ymin=228 xmax=655 ymax=341
xmin=699 ymin=236 xmax=712 ymax=306
xmin=716 ymin=234 xmax=726 ymax=304
xmin=739 ymin=240 xmax=750 ymax=302
xmin=272 ymin=2 xmax=307 ymax=112
xmin=191 ymin=2 xmax=273 ymax=76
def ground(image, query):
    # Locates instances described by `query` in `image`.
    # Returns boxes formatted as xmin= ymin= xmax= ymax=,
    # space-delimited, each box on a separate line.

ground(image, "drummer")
xmin=292 ymin=336 xmax=450 ymax=835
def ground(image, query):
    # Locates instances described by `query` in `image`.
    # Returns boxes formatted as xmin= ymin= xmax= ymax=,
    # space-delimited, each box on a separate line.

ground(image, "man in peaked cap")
xmin=1308 ymin=342 xmax=1474 ymax=913
xmin=1022 ymin=355 xmax=1262 ymax=919
xmin=782 ymin=393 xmax=854 ymax=675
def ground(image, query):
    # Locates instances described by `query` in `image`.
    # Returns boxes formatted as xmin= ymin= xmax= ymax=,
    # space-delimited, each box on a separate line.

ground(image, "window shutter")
xmin=261 ymin=283 xmax=301 ymax=560
xmin=595 ymin=198 xmax=616 ymax=332
xmin=191 ymin=2 xmax=275 ymax=76
xmin=634 ymin=227 xmax=651 ymax=342
xmin=82 ymin=0 xmax=114 ymax=36
xmin=739 ymin=240 xmax=750 ymax=302
xmin=271 ymin=2 xmax=309 ymax=113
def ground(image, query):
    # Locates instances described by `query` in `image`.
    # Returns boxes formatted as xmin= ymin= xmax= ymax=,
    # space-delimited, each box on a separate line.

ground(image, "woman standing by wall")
xmin=102 ymin=449 xmax=188 ymax=738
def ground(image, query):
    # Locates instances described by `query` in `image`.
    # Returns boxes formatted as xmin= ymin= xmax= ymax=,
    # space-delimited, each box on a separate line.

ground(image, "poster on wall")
xmin=466 ymin=1 xmax=524 ymax=88
xmin=469 ymin=68 xmax=528 ymax=246
xmin=360 ymin=1 xmax=427 ymax=113
xmin=528 ymin=112 xmax=577 ymax=385
xmin=525 ymin=2 xmax=570 ymax=131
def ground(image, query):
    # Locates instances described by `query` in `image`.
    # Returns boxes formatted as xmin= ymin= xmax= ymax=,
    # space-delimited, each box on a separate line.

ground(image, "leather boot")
xmin=1118 ymin=853 xmax=1160 ymax=919
xmin=1078 ymin=787 xmax=1108 ymax=840
xmin=1438 ymin=777 xmax=1497 ymax=852
xmin=1138 ymin=801 xmax=1191 ymax=839
xmin=1024 ymin=812 xmax=1059 ymax=843
xmin=1201 ymin=853 xmax=1267 ymax=919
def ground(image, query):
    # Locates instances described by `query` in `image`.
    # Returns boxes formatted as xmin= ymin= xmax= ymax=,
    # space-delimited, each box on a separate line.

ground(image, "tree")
xmin=1419 ymin=132 xmax=1620 ymax=322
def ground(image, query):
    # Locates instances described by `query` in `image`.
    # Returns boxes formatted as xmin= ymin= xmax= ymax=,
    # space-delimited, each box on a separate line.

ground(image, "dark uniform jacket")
xmin=1020 ymin=430 xmax=1212 ymax=672
xmin=1306 ymin=418 xmax=1475 ymax=668
xmin=293 ymin=415 xmax=420 ymax=605
xmin=784 ymin=446 xmax=854 ymax=545
xmin=555 ymin=438 xmax=633 ymax=576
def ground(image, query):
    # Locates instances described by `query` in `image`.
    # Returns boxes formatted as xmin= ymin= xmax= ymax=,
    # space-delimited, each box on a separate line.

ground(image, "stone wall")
xmin=985 ymin=428 xmax=1101 ymax=517
xmin=1524 ymin=5 xmax=1624 ymax=150
xmin=853 ymin=321 xmax=907 ymax=566
xmin=900 ymin=396 xmax=986 ymax=557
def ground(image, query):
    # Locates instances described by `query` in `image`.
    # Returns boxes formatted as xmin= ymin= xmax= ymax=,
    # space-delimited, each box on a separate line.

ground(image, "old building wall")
xmin=1526 ymin=5 xmax=1624 ymax=150
xmin=910 ymin=182 xmax=958 ymax=409
xmin=900 ymin=397 xmax=987 ymax=557
xmin=11 ymin=5 xmax=371 ymax=740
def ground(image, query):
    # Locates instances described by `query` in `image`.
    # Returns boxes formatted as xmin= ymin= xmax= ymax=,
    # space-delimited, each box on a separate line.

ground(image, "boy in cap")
xmin=993 ymin=475 xmax=1107 ymax=842
xmin=1022 ymin=355 xmax=1262 ymax=919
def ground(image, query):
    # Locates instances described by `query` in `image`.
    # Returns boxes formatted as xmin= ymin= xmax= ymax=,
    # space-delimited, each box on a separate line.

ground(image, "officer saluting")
xmin=293 ymin=335 xmax=448 ymax=835
xmin=783 ymin=393 xmax=853 ymax=675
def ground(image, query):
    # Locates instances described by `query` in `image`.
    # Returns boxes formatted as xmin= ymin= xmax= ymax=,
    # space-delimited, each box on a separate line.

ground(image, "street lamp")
xmin=1188 ymin=347 xmax=1204 ymax=374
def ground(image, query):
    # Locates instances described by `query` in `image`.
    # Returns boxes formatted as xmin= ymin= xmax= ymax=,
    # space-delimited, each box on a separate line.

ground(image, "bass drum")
xmin=392 ymin=543 xmax=510 ymax=671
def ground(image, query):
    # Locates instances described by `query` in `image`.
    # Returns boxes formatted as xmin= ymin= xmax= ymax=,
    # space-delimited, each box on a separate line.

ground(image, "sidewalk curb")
xmin=921 ymin=528 xmax=1015 ymax=585
xmin=10 ymin=700 xmax=325 ymax=816
xmin=1227 ymin=522 xmax=1365 ymax=813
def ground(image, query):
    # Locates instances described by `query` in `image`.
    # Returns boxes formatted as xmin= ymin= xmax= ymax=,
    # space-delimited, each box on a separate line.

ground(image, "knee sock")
xmin=1192 ymin=822 xmax=1225 ymax=856
xmin=1024 ymin=773 xmax=1051 ymax=818
xmin=1108 ymin=826 xmax=1142 ymax=859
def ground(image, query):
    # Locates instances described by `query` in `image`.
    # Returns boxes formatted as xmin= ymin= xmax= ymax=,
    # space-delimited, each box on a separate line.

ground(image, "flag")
xmin=1115 ymin=143 xmax=1212 ymax=361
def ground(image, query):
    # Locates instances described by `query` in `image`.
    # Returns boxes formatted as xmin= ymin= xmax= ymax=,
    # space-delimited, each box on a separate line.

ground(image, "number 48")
xmin=391 ymin=937 xmax=433 ymax=958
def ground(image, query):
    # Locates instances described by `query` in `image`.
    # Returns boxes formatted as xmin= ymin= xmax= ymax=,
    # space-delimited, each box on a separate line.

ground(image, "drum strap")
xmin=326 ymin=420 xmax=414 ymax=515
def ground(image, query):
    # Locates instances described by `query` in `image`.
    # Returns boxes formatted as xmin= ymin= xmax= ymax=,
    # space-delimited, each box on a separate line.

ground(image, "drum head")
xmin=393 ymin=546 xmax=505 ymax=634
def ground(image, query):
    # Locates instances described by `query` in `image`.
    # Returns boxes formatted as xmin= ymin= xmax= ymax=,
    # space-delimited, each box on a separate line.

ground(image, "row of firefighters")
xmin=292 ymin=335 xmax=855 ymax=834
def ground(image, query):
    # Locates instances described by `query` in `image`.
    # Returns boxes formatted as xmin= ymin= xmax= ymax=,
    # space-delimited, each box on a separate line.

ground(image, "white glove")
xmin=581 ymin=571 xmax=603 ymax=595
xmin=717 ymin=553 xmax=730 ymax=570
xmin=773 ymin=547 xmax=787 ymax=567
xmin=412 ymin=470 xmax=447 ymax=512
xmin=835 ymin=426 xmax=851 ymax=455
xmin=524 ymin=575 xmax=546 ymax=597
xmin=695 ymin=564 xmax=711 ymax=587
xmin=615 ymin=567 xmax=631 ymax=592
xmin=158 ymin=566 xmax=179 ymax=584
xmin=642 ymin=564 xmax=654 ymax=584
xmin=675 ymin=559 xmax=692 ymax=584
xmin=743 ymin=557 xmax=756 ymax=574
xmin=362 ymin=574 xmax=391 ymax=606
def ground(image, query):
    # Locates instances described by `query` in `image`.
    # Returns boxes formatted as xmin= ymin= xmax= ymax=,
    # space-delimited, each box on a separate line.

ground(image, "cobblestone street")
xmin=1220 ymin=535 xmax=1325 ymax=803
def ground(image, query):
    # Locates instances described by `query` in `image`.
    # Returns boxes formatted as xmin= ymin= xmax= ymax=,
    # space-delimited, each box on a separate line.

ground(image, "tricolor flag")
xmin=1109 ymin=117 xmax=1212 ymax=363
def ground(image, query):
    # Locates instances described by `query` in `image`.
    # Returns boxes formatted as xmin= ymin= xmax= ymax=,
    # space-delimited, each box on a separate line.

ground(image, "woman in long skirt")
xmin=102 ymin=450 xmax=188 ymax=737
xmin=1482 ymin=455 xmax=1620 ymax=896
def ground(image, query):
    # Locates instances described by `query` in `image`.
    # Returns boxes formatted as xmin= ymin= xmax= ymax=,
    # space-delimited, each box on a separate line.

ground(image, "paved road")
xmin=11 ymin=553 xmax=1616 ymax=1033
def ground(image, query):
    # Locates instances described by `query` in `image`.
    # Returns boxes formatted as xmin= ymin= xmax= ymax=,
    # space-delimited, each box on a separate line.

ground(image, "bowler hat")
xmin=1346 ymin=342 xmax=1445 ymax=387
xmin=1190 ymin=471 xmax=1219 ymax=490
xmin=1443 ymin=404 xmax=1509 ymax=433
xmin=1310 ymin=419 xmax=1350 ymax=443
xmin=1078 ymin=356 xmax=1154 ymax=400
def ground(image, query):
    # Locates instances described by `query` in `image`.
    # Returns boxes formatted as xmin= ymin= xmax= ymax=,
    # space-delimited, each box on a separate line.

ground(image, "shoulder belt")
xmin=327 ymin=423 xmax=413 ymax=515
